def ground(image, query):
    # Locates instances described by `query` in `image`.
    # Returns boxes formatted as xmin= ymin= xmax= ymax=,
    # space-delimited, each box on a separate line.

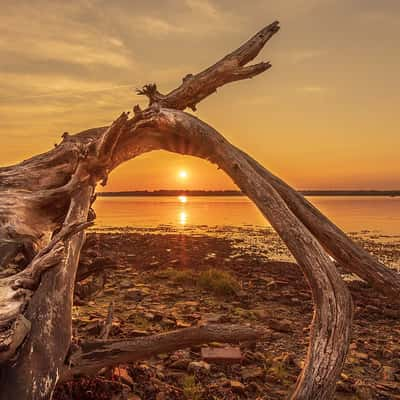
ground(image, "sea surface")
xmin=93 ymin=195 xmax=400 ymax=235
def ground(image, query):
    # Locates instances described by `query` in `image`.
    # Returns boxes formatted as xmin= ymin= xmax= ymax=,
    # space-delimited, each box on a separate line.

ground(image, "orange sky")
xmin=1 ymin=0 xmax=399 ymax=191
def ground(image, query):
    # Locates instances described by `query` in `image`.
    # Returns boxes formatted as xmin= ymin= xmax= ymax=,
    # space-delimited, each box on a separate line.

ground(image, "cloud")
xmin=298 ymin=86 xmax=327 ymax=93
xmin=287 ymin=49 xmax=327 ymax=64
xmin=131 ymin=16 xmax=186 ymax=37
xmin=0 ymin=38 xmax=132 ymax=68
xmin=0 ymin=72 xmax=135 ymax=101
xmin=184 ymin=0 xmax=220 ymax=19
xmin=0 ymin=2 xmax=134 ymax=70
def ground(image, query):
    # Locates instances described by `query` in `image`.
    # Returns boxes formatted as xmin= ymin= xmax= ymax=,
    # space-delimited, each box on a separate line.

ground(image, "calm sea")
xmin=93 ymin=196 xmax=400 ymax=235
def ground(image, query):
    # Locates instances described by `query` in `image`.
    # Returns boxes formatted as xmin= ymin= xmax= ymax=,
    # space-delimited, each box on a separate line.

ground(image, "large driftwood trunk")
xmin=0 ymin=21 xmax=398 ymax=399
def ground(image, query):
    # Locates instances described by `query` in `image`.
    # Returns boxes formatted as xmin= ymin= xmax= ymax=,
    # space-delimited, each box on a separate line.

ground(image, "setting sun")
xmin=178 ymin=170 xmax=188 ymax=179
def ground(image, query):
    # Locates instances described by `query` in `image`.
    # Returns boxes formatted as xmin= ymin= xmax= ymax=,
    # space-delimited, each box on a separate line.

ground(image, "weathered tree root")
xmin=0 ymin=20 xmax=397 ymax=400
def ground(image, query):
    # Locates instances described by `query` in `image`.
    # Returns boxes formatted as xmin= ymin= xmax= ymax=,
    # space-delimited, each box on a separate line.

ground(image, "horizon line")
xmin=97 ymin=189 xmax=400 ymax=197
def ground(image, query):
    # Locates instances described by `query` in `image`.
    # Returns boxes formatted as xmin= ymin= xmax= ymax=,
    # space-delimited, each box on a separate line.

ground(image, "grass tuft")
xmin=182 ymin=375 xmax=202 ymax=400
xmin=198 ymin=268 xmax=241 ymax=297
xmin=158 ymin=268 xmax=196 ymax=285
xmin=154 ymin=267 xmax=241 ymax=297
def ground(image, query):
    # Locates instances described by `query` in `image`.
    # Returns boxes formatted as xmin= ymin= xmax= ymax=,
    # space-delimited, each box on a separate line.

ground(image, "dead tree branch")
xmin=0 ymin=20 xmax=396 ymax=400
xmin=63 ymin=324 xmax=264 ymax=380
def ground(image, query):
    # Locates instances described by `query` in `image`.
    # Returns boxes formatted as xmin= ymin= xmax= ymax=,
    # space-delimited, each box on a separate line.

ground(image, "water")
xmin=93 ymin=195 xmax=400 ymax=235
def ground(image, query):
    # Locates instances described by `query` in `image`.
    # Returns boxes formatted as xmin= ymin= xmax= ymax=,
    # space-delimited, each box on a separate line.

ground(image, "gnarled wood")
xmin=136 ymin=21 xmax=280 ymax=111
xmin=0 ymin=20 xmax=395 ymax=400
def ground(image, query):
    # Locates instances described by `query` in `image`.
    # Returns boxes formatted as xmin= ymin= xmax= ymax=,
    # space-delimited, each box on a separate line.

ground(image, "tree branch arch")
xmin=0 ymin=21 xmax=398 ymax=400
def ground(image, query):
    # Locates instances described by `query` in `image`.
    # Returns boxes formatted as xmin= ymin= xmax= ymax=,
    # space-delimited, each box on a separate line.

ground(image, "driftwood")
xmin=63 ymin=324 xmax=265 ymax=381
xmin=0 ymin=20 xmax=398 ymax=399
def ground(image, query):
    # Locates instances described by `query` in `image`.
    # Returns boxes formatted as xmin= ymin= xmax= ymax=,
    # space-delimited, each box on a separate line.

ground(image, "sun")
xmin=178 ymin=170 xmax=188 ymax=179
xmin=178 ymin=195 xmax=187 ymax=203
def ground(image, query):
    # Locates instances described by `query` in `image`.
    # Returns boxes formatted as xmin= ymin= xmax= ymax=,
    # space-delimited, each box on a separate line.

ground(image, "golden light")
xmin=179 ymin=211 xmax=187 ymax=225
xmin=178 ymin=170 xmax=188 ymax=179
xmin=178 ymin=195 xmax=187 ymax=203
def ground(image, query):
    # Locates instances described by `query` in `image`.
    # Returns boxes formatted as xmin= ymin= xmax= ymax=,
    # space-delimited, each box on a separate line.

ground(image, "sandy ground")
xmin=54 ymin=229 xmax=400 ymax=400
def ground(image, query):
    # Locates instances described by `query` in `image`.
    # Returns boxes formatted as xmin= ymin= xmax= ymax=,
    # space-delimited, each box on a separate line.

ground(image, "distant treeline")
xmin=98 ymin=190 xmax=400 ymax=197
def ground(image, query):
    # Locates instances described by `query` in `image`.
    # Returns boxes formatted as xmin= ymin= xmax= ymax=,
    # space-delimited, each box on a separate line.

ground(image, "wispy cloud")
xmin=288 ymin=49 xmax=327 ymax=64
xmin=185 ymin=0 xmax=220 ymax=19
xmin=131 ymin=16 xmax=186 ymax=37
xmin=298 ymin=86 xmax=327 ymax=93
xmin=0 ymin=38 xmax=133 ymax=68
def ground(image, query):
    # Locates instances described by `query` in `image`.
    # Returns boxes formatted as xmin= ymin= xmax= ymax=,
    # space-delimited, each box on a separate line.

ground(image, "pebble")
xmin=230 ymin=380 xmax=245 ymax=392
xmin=241 ymin=366 xmax=264 ymax=380
xmin=188 ymin=361 xmax=211 ymax=373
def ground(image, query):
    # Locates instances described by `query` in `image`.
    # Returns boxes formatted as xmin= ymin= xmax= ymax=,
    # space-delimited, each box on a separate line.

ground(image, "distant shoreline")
xmin=97 ymin=190 xmax=400 ymax=197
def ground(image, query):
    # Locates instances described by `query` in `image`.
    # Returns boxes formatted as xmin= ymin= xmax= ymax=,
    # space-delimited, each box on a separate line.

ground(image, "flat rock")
xmin=201 ymin=347 xmax=243 ymax=364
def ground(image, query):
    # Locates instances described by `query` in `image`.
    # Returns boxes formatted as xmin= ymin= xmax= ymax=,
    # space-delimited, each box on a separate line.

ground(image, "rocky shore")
xmin=54 ymin=229 xmax=400 ymax=400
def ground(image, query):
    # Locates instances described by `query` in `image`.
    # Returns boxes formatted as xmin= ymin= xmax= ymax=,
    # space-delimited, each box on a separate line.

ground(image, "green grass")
xmin=154 ymin=267 xmax=241 ymax=297
xmin=182 ymin=375 xmax=202 ymax=400
xmin=155 ymin=268 xmax=196 ymax=285
xmin=198 ymin=268 xmax=241 ymax=297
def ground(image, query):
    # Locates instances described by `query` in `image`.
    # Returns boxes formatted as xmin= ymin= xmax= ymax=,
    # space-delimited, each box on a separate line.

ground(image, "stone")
xmin=176 ymin=320 xmax=191 ymax=328
xmin=201 ymin=347 xmax=243 ymax=364
xmin=201 ymin=313 xmax=224 ymax=323
xmin=353 ymin=351 xmax=369 ymax=361
xmin=124 ymin=289 xmax=147 ymax=301
xmin=120 ymin=279 xmax=133 ymax=289
xmin=127 ymin=395 xmax=141 ymax=400
xmin=253 ymin=309 xmax=269 ymax=321
xmin=113 ymin=367 xmax=134 ymax=386
xmin=161 ymin=318 xmax=176 ymax=327
xmin=355 ymin=382 xmax=376 ymax=400
xmin=130 ymin=329 xmax=149 ymax=337
xmin=170 ymin=359 xmax=191 ymax=370
xmin=382 ymin=365 xmax=397 ymax=381
xmin=241 ymin=366 xmax=264 ymax=380
xmin=230 ymin=380 xmax=245 ymax=392
xmin=176 ymin=301 xmax=199 ymax=307
xmin=83 ymin=320 xmax=101 ymax=335
xmin=188 ymin=361 xmax=211 ymax=373
xmin=267 ymin=319 xmax=293 ymax=333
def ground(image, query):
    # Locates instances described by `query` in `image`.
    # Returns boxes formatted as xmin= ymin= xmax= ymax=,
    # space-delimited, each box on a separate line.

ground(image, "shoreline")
xmin=97 ymin=190 xmax=400 ymax=197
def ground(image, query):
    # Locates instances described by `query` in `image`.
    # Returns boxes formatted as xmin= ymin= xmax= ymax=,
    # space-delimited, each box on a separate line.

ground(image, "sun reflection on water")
xmin=179 ymin=211 xmax=187 ymax=225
